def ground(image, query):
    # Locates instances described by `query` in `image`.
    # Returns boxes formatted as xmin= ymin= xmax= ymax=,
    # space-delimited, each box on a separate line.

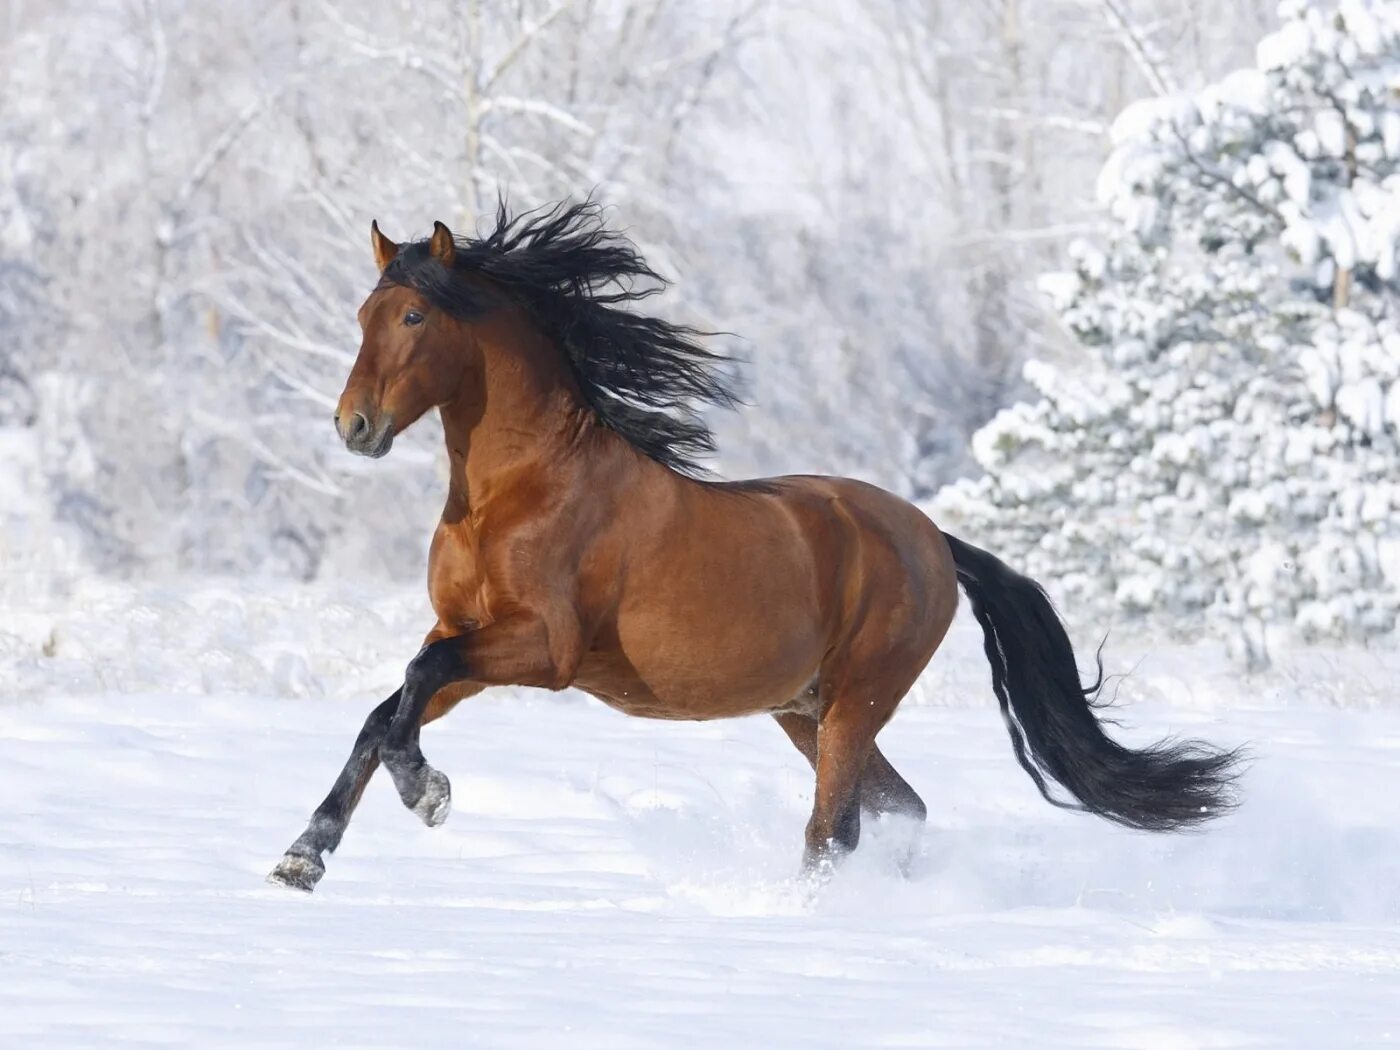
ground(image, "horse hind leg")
xmin=778 ymin=643 xmax=928 ymax=877
xmin=773 ymin=713 xmax=926 ymax=822
xmin=804 ymin=689 xmax=912 ymax=874
xmin=800 ymin=705 xmax=872 ymax=874
xmin=860 ymin=748 xmax=927 ymax=823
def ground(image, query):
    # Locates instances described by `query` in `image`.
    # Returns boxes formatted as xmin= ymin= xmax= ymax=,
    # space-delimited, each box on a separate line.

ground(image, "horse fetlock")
xmin=410 ymin=766 xmax=452 ymax=827
xmin=305 ymin=811 xmax=346 ymax=854
xmin=381 ymin=743 xmax=446 ymax=822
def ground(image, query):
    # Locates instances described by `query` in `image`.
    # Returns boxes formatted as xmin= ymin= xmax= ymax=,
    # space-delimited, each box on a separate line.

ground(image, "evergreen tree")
xmin=936 ymin=0 xmax=1400 ymax=667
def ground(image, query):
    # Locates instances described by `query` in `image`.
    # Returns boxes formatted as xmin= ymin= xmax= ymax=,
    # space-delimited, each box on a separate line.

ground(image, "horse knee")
xmin=404 ymin=639 xmax=467 ymax=697
xmin=352 ymin=695 xmax=397 ymax=748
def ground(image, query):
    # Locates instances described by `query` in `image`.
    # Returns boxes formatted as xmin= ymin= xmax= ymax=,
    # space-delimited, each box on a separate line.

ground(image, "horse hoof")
xmin=412 ymin=768 xmax=452 ymax=828
xmin=267 ymin=851 xmax=325 ymax=893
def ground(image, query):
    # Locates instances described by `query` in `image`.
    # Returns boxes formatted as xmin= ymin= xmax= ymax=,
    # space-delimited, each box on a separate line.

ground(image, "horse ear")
xmin=371 ymin=220 xmax=399 ymax=273
xmin=429 ymin=221 xmax=456 ymax=267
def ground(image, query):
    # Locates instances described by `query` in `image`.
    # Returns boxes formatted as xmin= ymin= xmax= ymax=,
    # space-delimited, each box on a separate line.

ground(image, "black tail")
xmin=944 ymin=533 xmax=1242 ymax=831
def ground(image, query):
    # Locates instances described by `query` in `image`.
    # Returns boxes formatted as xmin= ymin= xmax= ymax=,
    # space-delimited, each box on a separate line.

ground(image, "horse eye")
xmin=404 ymin=310 xmax=424 ymax=327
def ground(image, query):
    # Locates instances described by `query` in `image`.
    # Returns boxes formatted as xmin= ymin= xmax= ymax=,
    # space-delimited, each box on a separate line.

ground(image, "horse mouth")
xmin=347 ymin=421 xmax=395 ymax=458
xmin=364 ymin=425 xmax=394 ymax=458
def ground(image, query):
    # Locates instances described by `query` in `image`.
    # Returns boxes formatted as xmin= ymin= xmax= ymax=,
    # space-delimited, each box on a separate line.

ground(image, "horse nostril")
xmin=345 ymin=411 xmax=370 ymax=444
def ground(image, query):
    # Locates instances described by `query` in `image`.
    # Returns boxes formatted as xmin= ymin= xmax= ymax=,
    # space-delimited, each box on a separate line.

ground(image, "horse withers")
xmin=268 ymin=202 xmax=1241 ymax=893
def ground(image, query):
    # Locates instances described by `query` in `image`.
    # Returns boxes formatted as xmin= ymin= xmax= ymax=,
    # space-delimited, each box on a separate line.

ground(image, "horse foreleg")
xmin=268 ymin=692 xmax=398 ymax=892
xmin=267 ymin=687 xmax=472 ymax=892
xmin=379 ymin=614 xmax=577 ymax=828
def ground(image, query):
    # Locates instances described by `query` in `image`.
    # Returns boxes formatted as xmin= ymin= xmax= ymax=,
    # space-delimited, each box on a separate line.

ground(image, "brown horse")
xmin=268 ymin=201 xmax=1240 ymax=893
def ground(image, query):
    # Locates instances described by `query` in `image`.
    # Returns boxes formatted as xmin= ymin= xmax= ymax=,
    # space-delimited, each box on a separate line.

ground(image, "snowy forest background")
xmin=4 ymin=0 xmax=1399 ymax=668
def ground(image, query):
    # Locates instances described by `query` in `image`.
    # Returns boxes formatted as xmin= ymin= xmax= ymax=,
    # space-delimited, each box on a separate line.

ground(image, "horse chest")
xmin=427 ymin=526 xmax=491 ymax=628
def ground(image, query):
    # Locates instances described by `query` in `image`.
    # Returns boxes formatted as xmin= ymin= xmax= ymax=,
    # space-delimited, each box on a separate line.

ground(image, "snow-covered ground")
xmin=4 ymin=574 xmax=1400 ymax=1048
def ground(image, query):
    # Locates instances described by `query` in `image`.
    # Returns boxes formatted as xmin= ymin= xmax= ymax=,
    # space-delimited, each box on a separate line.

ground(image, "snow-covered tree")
xmin=0 ymin=0 xmax=1286 ymax=584
xmin=1 ymin=0 xmax=770 ymax=580
xmin=936 ymin=0 xmax=1400 ymax=666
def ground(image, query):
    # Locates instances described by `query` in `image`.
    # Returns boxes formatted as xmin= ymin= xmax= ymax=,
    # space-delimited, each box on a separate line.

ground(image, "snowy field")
xmin=4 ymin=576 xmax=1400 ymax=1048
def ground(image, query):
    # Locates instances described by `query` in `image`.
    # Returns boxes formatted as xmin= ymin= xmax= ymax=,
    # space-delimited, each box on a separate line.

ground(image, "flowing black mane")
xmin=379 ymin=199 xmax=739 ymax=475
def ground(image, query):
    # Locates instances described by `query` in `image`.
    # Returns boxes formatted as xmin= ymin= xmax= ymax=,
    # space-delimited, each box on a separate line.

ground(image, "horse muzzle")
xmin=335 ymin=409 xmax=395 ymax=458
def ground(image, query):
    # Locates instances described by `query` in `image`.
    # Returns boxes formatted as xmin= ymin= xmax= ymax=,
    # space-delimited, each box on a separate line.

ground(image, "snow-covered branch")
xmin=480 ymin=96 xmax=595 ymax=137
xmin=482 ymin=0 xmax=575 ymax=92
xmin=1097 ymin=0 xmax=1178 ymax=97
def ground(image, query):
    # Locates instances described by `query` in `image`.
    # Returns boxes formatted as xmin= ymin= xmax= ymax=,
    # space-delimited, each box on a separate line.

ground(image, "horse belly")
xmin=574 ymin=645 xmax=816 ymax=721
xmin=576 ymin=570 xmax=826 ymax=720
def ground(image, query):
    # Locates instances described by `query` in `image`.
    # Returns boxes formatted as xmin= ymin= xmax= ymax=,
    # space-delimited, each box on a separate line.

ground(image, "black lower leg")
xmin=380 ymin=640 xmax=465 ymax=825
xmin=268 ymin=693 xmax=398 ymax=891
xmin=380 ymin=736 xmax=452 ymax=827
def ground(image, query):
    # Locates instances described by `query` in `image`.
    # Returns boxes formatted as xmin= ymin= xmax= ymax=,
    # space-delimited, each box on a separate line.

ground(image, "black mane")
xmin=380 ymin=199 xmax=739 ymax=475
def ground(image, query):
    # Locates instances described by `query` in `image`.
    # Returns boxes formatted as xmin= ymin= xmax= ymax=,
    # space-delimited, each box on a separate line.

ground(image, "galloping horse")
xmin=268 ymin=201 xmax=1240 ymax=892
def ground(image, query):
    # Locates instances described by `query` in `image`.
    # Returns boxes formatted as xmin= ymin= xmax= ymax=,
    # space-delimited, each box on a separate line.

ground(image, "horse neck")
xmin=438 ymin=315 xmax=594 ymax=511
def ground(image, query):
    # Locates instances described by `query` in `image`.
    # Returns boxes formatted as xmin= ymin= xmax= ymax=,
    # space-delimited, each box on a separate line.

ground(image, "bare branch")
xmin=138 ymin=0 xmax=168 ymax=123
xmin=483 ymin=0 xmax=575 ymax=92
xmin=973 ymin=106 xmax=1108 ymax=137
xmin=170 ymin=85 xmax=289 ymax=224
xmin=1098 ymin=0 xmax=1178 ymax=97
xmin=945 ymin=220 xmax=1109 ymax=249
xmin=317 ymin=0 xmax=464 ymax=100
xmin=481 ymin=95 xmax=595 ymax=136
xmin=191 ymin=410 xmax=345 ymax=498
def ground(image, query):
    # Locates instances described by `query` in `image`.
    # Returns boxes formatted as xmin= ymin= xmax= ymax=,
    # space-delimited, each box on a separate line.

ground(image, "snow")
xmin=7 ymin=4 xmax=1400 ymax=1040
xmin=1314 ymin=108 xmax=1349 ymax=158
xmin=5 ymin=574 xmax=1400 ymax=1046
xmin=1257 ymin=19 xmax=1313 ymax=73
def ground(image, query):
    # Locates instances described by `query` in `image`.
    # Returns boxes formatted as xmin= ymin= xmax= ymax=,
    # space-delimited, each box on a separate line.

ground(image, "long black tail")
xmin=944 ymin=533 xmax=1242 ymax=831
